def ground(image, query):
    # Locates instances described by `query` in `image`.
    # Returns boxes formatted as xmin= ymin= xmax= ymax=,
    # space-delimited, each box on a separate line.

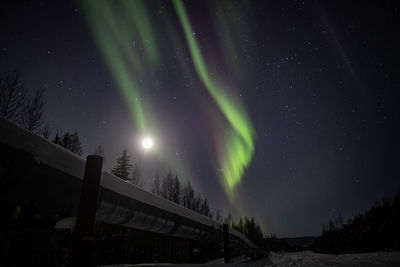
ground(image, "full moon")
xmin=142 ymin=137 xmax=153 ymax=150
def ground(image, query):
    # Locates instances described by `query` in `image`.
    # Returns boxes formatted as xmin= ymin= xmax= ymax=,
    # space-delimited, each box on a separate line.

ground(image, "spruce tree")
xmin=111 ymin=149 xmax=132 ymax=180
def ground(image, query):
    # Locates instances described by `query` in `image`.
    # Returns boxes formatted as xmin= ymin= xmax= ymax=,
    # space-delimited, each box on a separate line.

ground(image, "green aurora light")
xmin=82 ymin=0 xmax=191 ymax=183
xmin=173 ymin=0 xmax=256 ymax=200
xmin=82 ymin=0 xmax=256 ymax=202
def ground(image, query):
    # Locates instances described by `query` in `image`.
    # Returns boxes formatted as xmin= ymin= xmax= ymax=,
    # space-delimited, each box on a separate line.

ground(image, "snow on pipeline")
xmin=100 ymin=251 xmax=400 ymax=266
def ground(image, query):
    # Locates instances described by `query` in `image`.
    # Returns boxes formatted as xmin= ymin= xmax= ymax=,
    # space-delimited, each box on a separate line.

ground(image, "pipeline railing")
xmin=0 ymin=118 xmax=258 ymax=259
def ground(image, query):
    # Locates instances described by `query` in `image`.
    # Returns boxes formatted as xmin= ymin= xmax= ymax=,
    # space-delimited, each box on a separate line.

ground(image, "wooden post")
xmin=223 ymin=224 xmax=230 ymax=263
xmin=70 ymin=155 xmax=103 ymax=266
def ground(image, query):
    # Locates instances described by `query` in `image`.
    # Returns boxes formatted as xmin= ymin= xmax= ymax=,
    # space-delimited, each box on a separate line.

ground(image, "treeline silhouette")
xmin=111 ymin=149 xmax=265 ymax=245
xmin=1 ymin=71 xmax=45 ymax=132
xmin=111 ymin=148 xmax=219 ymax=218
xmin=0 ymin=70 xmax=84 ymax=155
xmin=228 ymin=216 xmax=264 ymax=247
xmin=312 ymin=191 xmax=400 ymax=253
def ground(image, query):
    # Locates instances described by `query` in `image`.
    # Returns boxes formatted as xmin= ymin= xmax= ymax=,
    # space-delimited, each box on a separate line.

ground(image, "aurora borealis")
xmin=1 ymin=0 xmax=400 ymax=237
xmin=172 ymin=0 xmax=255 ymax=200
xmin=82 ymin=0 xmax=256 ymax=202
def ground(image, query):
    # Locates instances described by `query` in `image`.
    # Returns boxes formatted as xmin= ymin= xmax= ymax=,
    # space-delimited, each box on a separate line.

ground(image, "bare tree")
xmin=150 ymin=174 xmax=162 ymax=196
xmin=172 ymin=175 xmax=181 ymax=204
xmin=55 ymin=131 xmax=83 ymax=156
xmin=0 ymin=71 xmax=25 ymax=122
xmin=182 ymin=181 xmax=195 ymax=210
xmin=64 ymin=132 xmax=83 ymax=155
xmin=41 ymin=124 xmax=52 ymax=139
xmin=161 ymin=171 xmax=175 ymax=201
xmin=21 ymin=88 xmax=45 ymax=132
xmin=200 ymin=198 xmax=211 ymax=217
xmin=193 ymin=192 xmax=202 ymax=213
xmin=131 ymin=162 xmax=142 ymax=187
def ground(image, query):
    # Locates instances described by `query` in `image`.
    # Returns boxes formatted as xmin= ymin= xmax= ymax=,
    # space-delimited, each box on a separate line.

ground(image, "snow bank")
xmin=268 ymin=250 xmax=400 ymax=266
xmin=99 ymin=251 xmax=400 ymax=266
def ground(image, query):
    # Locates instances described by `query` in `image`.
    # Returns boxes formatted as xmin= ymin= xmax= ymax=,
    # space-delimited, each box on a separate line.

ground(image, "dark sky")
xmin=1 ymin=0 xmax=399 ymax=237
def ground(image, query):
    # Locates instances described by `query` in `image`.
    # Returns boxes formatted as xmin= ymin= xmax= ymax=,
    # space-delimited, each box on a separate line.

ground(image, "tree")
xmin=312 ymin=191 xmax=400 ymax=253
xmin=131 ymin=162 xmax=142 ymax=187
xmin=224 ymin=212 xmax=233 ymax=227
xmin=94 ymin=144 xmax=104 ymax=156
xmin=231 ymin=216 xmax=264 ymax=246
xmin=53 ymin=129 xmax=63 ymax=145
xmin=193 ymin=192 xmax=202 ymax=213
xmin=20 ymin=88 xmax=45 ymax=132
xmin=328 ymin=219 xmax=336 ymax=232
xmin=0 ymin=71 xmax=25 ymax=122
xmin=52 ymin=130 xmax=83 ymax=155
xmin=111 ymin=149 xmax=132 ymax=180
xmin=215 ymin=209 xmax=223 ymax=223
xmin=172 ymin=175 xmax=181 ymax=204
xmin=336 ymin=213 xmax=344 ymax=230
xmin=200 ymin=198 xmax=211 ymax=217
xmin=150 ymin=174 xmax=162 ymax=196
xmin=182 ymin=181 xmax=195 ymax=210
xmin=41 ymin=124 xmax=52 ymax=139
xmin=237 ymin=217 xmax=244 ymax=233
xmin=161 ymin=171 xmax=175 ymax=201
xmin=59 ymin=131 xmax=83 ymax=155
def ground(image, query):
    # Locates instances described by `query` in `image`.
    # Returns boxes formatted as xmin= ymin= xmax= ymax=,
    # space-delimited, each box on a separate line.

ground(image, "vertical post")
xmin=168 ymin=236 xmax=172 ymax=263
xmin=70 ymin=155 xmax=103 ymax=266
xmin=223 ymin=224 xmax=230 ymax=263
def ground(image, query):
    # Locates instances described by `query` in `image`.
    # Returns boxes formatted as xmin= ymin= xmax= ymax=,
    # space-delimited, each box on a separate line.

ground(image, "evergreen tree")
xmin=312 ymin=191 xmax=400 ymax=253
xmin=41 ymin=124 xmax=52 ymax=139
xmin=224 ymin=212 xmax=233 ymax=226
xmin=53 ymin=129 xmax=62 ymax=145
xmin=237 ymin=217 xmax=244 ymax=233
xmin=111 ymin=149 xmax=132 ymax=180
xmin=231 ymin=215 xmax=264 ymax=246
xmin=215 ymin=209 xmax=223 ymax=223
xmin=200 ymin=198 xmax=211 ymax=217
xmin=193 ymin=192 xmax=202 ymax=213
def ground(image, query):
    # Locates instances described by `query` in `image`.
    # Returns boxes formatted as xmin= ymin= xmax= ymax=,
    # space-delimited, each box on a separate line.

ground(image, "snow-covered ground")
xmin=101 ymin=251 xmax=400 ymax=266
xmin=268 ymin=250 xmax=400 ymax=266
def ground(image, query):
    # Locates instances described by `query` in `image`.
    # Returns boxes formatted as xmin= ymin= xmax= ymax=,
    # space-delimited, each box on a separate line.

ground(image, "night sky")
xmin=1 ymin=0 xmax=399 ymax=237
